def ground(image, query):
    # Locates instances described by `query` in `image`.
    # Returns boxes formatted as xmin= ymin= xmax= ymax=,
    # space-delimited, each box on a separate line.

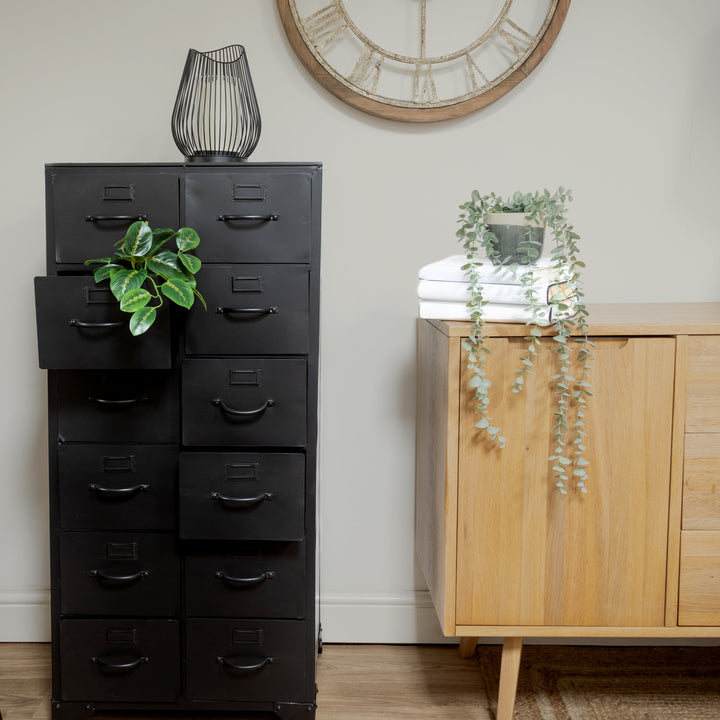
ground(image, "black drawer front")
xmin=55 ymin=370 xmax=179 ymax=443
xmin=59 ymin=619 xmax=180 ymax=701
xmin=59 ymin=532 xmax=180 ymax=616
xmin=35 ymin=276 xmax=171 ymax=370
xmin=179 ymin=453 xmax=304 ymax=541
xmin=184 ymin=264 xmax=309 ymax=356
xmin=185 ymin=171 xmax=311 ymax=262
xmin=182 ymin=359 xmax=307 ymax=447
xmin=185 ymin=542 xmax=306 ymax=618
xmin=58 ymin=445 xmax=177 ymax=530
xmin=185 ymin=619 xmax=307 ymax=702
xmin=49 ymin=170 xmax=179 ymax=265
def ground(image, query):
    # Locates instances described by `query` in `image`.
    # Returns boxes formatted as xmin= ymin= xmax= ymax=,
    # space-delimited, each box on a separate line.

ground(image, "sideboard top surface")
xmin=428 ymin=302 xmax=720 ymax=338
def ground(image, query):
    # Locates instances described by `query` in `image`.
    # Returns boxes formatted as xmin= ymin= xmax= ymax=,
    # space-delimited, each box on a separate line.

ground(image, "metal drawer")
xmin=184 ymin=264 xmax=310 ymax=355
xmin=181 ymin=359 xmax=306 ymax=447
xmin=184 ymin=170 xmax=312 ymax=262
xmin=59 ymin=532 xmax=180 ymax=616
xmin=179 ymin=452 xmax=304 ymax=540
xmin=34 ymin=276 xmax=171 ymax=370
xmin=184 ymin=541 xmax=306 ymax=618
xmin=48 ymin=169 xmax=179 ymax=265
xmin=185 ymin=618 xmax=308 ymax=702
xmin=55 ymin=370 xmax=179 ymax=443
xmin=59 ymin=619 xmax=180 ymax=701
xmin=57 ymin=445 xmax=177 ymax=531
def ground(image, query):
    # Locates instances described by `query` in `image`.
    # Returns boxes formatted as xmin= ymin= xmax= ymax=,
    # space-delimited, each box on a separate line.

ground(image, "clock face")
xmin=277 ymin=0 xmax=570 ymax=122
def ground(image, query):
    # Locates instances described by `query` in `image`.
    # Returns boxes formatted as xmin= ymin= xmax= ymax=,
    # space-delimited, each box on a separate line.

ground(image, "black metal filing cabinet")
xmin=34 ymin=163 xmax=321 ymax=720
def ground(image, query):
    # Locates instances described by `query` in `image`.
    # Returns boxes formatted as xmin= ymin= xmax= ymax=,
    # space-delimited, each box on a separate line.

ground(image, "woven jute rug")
xmin=477 ymin=645 xmax=720 ymax=720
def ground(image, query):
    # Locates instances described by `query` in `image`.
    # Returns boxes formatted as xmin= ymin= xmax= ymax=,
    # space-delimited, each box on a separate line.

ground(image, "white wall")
xmin=1 ymin=0 xmax=718 ymax=643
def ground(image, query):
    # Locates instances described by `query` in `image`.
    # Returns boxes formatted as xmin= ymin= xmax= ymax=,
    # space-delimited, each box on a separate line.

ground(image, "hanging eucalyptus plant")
xmin=84 ymin=220 xmax=205 ymax=336
xmin=456 ymin=188 xmax=593 ymax=494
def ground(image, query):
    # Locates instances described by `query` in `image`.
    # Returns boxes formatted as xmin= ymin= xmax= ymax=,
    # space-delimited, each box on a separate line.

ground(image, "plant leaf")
xmin=122 ymin=221 xmax=153 ymax=257
xmin=129 ymin=306 xmax=157 ymax=336
xmin=119 ymin=287 xmax=152 ymax=312
xmin=147 ymin=250 xmax=182 ymax=278
xmin=94 ymin=264 xmax=121 ymax=282
xmin=179 ymin=252 xmax=201 ymax=274
xmin=110 ymin=269 xmax=147 ymax=301
xmin=176 ymin=227 xmax=200 ymax=252
xmin=160 ymin=278 xmax=194 ymax=309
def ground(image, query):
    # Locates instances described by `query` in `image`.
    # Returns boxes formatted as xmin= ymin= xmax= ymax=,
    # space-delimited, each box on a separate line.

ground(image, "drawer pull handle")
xmin=215 ymin=306 xmax=279 ymax=316
xmin=69 ymin=319 xmax=125 ymax=329
xmin=85 ymin=214 xmax=148 ymax=223
xmin=217 ymin=655 xmax=274 ymax=673
xmin=216 ymin=213 xmax=279 ymax=223
xmin=89 ymin=569 xmax=149 ymax=586
xmin=215 ymin=570 xmax=276 ymax=587
xmin=210 ymin=491 xmax=273 ymax=509
xmin=89 ymin=396 xmax=148 ymax=406
xmin=212 ymin=398 xmax=274 ymax=418
xmin=90 ymin=655 xmax=149 ymax=672
xmin=89 ymin=483 xmax=150 ymax=500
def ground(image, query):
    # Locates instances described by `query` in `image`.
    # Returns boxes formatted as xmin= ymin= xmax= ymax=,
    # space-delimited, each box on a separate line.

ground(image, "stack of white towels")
xmin=417 ymin=254 xmax=574 ymax=325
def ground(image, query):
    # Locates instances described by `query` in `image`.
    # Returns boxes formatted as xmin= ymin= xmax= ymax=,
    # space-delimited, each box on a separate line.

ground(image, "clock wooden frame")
xmin=277 ymin=0 xmax=571 ymax=122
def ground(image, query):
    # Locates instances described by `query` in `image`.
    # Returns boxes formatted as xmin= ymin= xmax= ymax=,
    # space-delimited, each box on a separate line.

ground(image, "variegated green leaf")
xmin=110 ymin=268 xmax=147 ymax=301
xmin=160 ymin=278 xmax=194 ymax=309
xmin=84 ymin=256 xmax=114 ymax=265
xmin=179 ymin=252 xmax=201 ymax=274
xmin=119 ymin=287 xmax=152 ymax=312
xmin=176 ymin=227 xmax=200 ymax=252
xmin=146 ymin=250 xmax=181 ymax=278
xmin=94 ymin=264 xmax=121 ymax=282
xmin=129 ymin=306 xmax=156 ymax=336
xmin=122 ymin=221 xmax=153 ymax=257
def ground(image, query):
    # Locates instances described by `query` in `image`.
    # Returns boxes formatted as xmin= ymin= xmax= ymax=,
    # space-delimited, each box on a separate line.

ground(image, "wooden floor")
xmin=0 ymin=643 xmax=493 ymax=720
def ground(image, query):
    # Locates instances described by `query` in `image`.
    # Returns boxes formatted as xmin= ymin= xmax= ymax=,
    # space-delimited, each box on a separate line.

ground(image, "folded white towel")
xmin=418 ymin=254 xmax=563 ymax=284
xmin=418 ymin=300 xmax=576 ymax=326
xmin=417 ymin=279 xmax=572 ymax=305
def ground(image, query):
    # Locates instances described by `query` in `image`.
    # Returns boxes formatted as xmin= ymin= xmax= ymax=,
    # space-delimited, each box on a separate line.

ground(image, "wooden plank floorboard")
xmin=0 ymin=643 xmax=492 ymax=720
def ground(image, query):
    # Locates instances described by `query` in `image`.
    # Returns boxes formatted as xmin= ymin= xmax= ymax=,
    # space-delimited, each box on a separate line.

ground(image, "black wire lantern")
xmin=171 ymin=44 xmax=261 ymax=162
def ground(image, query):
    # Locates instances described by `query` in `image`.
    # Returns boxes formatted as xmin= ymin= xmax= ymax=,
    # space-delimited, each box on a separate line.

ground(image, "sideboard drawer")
xmin=35 ymin=276 xmax=171 ymax=370
xmin=55 ymin=370 xmax=179 ymax=443
xmin=678 ymin=531 xmax=720 ymax=625
xmin=59 ymin=619 xmax=180 ymax=701
xmin=682 ymin=434 xmax=720 ymax=531
xmin=185 ymin=618 xmax=307 ymax=701
xmin=184 ymin=264 xmax=310 ymax=355
xmin=686 ymin=337 xmax=720 ymax=432
xmin=57 ymin=445 xmax=177 ymax=530
xmin=185 ymin=171 xmax=311 ymax=262
xmin=181 ymin=359 xmax=307 ymax=447
xmin=184 ymin=542 xmax=306 ymax=618
xmin=179 ymin=452 xmax=305 ymax=541
xmin=49 ymin=169 xmax=179 ymax=265
xmin=59 ymin=532 xmax=180 ymax=616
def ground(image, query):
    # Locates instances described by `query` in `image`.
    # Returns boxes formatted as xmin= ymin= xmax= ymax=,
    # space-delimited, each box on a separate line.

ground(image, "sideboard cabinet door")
xmin=455 ymin=335 xmax=676 ymax=627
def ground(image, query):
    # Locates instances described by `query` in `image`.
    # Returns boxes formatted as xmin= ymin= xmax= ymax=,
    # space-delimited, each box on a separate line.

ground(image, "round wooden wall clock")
xmin=277 ymin=0 xmax=571 ymax=122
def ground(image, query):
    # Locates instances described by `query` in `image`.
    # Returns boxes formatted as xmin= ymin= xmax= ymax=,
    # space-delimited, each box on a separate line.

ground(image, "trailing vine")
xmin=456 ymin=189 xmax=593 ymax=494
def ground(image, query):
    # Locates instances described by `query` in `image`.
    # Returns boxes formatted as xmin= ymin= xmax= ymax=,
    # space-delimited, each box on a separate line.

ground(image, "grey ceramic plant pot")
xmin=485 ymin=212 xmax=545 ymax=265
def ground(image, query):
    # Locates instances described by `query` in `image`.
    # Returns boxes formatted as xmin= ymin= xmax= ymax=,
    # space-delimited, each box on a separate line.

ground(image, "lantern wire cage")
xmin=172 ymin=44 xmax=261 ymax=162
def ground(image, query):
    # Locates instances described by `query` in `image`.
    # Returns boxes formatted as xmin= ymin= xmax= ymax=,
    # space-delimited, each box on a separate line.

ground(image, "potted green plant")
xmin=84 ymin=220 xmax=205 ymax=336
xmin=456 ymin=188 xmax=592 ymax=494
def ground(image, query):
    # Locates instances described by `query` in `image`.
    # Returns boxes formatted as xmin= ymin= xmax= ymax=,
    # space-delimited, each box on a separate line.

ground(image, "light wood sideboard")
xmin=415 ymin=303 xmax=720 ymax=720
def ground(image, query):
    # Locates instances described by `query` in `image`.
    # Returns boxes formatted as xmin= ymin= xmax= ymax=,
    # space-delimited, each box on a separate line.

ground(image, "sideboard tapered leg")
xmin=496 ymin=637 xmax=523 ymax=720
xmin=458 ymin=636 xmax=479 ymax=658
